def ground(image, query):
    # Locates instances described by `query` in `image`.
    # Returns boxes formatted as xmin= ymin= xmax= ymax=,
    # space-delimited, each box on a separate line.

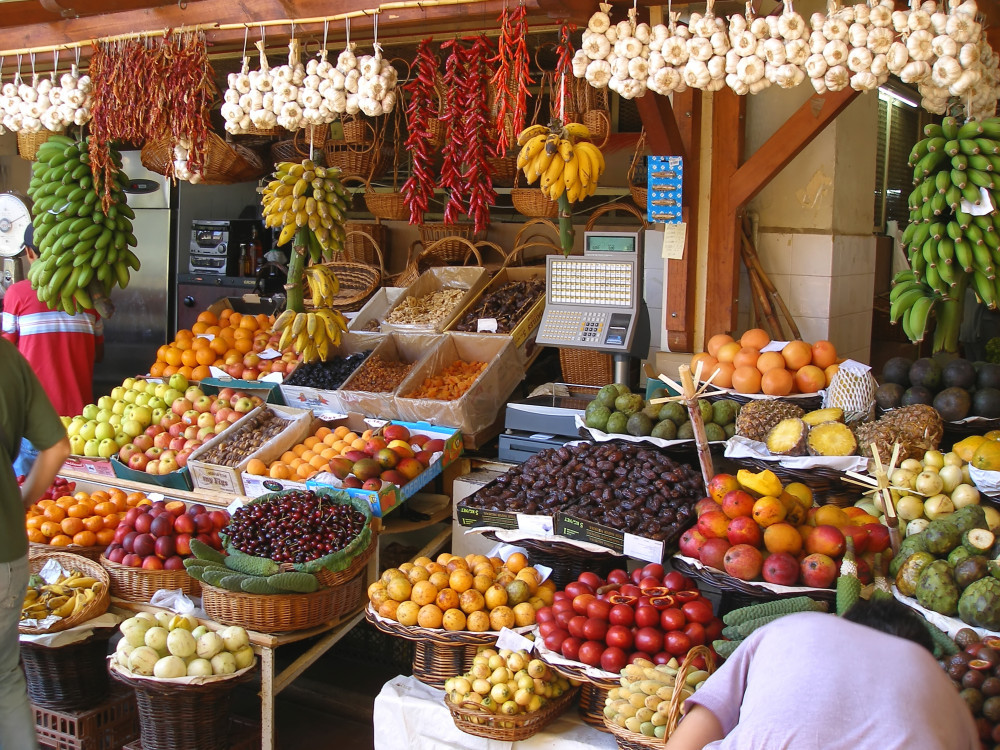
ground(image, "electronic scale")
xmin=535 ymin=230 xmax=642 ymax=383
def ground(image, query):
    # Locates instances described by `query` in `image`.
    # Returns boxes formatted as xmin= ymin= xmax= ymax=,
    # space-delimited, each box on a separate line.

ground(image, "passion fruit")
xmin=965 ymin=669 xmax=988 ymax=690
xmin=961 ymin=687 xmax=985 ymax=716
xmin=956 ymin=628 xmax=982 ymax=650
xmin=978 ymin=647 xmax=1000 ymax=669
xmin=983 ymin=695 xmax=1000 ymax=723
xmin=982 ymin=677 xmax=1000 ymax=697
xmin=968 ymin=659 xmax=993 ymax=671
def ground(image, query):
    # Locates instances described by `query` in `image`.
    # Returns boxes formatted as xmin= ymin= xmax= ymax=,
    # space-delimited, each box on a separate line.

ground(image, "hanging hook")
xmin=29 ymin=51 xmax=36 ymax=78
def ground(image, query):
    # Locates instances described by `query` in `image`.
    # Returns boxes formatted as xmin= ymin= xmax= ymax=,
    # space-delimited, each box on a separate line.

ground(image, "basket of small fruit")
xmin=100 ymin=500 xmax=230 ymax=602
xmin=365 ymin=551 xmax=548 ymax=689
xmin=110 ymin=613 xmax=256 ymax=750
xmin=21 ymin=476 xmax=115 ymax=560
xmin=443 ymin=646 xmax=578 ymax=741
xmin=602 ymin=646 xmax=716 ymax=748
xmin=21 ymin=551 xmax=110 ymax=635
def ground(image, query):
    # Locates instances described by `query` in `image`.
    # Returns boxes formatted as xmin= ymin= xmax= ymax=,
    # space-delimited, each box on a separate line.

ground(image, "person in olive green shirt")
xmin=1 ymin=337 xmax=70 ymax=750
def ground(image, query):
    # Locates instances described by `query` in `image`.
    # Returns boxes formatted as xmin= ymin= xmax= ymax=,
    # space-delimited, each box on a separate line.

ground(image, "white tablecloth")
xmin=373 ymin=675 xmax=619 ymax=750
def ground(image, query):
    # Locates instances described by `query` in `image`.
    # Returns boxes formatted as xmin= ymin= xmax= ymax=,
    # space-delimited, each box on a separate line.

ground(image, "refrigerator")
xmin=91 ymin=151 xmax=175 ymax=396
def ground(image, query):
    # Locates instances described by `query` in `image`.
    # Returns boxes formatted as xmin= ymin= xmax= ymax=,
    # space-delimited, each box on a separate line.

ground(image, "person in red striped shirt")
xmin=2 ymin=225 xmax=103 ymax=475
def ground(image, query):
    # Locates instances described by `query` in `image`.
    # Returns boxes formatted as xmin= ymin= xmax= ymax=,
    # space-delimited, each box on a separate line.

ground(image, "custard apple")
xmin=915 ymin=560 xmax=959 ymax=616
xmin=958 ymin=577 xmax=1000 ymax=630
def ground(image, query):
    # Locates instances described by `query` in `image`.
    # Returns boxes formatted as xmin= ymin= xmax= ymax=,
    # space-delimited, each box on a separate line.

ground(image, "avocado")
xmin=943 ymin=358 xmax=978 ymax=390
xmin=658 ymin=401 xmax=687 ymax=426
xmin=909 ymin=358 xmax=942 ymax=391
xmin=712 ymin=399 xmax=738 ymax=426
xmin=584 ymin=405 xmax=611 ymax=431
xmin=605 ymin=412 xmax=629 ymax=434
xmin=626 ymin=413 xmax=654 ymax=437
xmin=933 ymin=387 xmax=972 ymax=421
xmin=875 ymin=383 xmax=904 ymax=411
xmin=973 ymin=387 xmax=1000 ymax=418
xmin=651 ymin=419 xmax=678 ymax=441
xmin=979 ymin=363 xmax=1000 ymax=390
xmin=677 ymin=421 xmax=695 ymax=440
xmin=901 ymin=385 xmax=934 ymax=406
xmin=704 ymin=423 xmax=726 ymax=442
xmin=881 ymin=356 xmax=914 ymax=387
xmin=596 ymin=385 xmax=619 ymax=409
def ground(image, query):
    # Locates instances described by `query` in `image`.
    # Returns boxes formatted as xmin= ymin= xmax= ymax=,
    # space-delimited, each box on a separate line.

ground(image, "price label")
xmin=258 ymin=349 xmax=281 ymax=360
xmin=209 ymin=366 xmax=227 ymax=378
xmin=364 ymin=418 xmax=389 ymax=428
xmin=516 ymin=514 xmax=553 ymax=536
xmin=495 ymin=627 xmax=535 ymax=653
xmin=759 ymin=341 xmax=788 ymax=353
xmin=477 ymin=318 xmax=498 ymax=333
xmin=196 ymin=334 xmax=215 ymax=341
xmin=317 ymin=412 xmax=349 ymax=421
xmin=961 ymin=187 xmax=995 ymax=216
xmin=259 ymin=372 xmax=283 ymax=383
xmin=226 ymin=498 xmax=245 ymax=515
xmin=147 ymin=493 xmax=164 ymax=503
xmin=623 ymin=532 xmax=663 ymax=563
xmin=660 ymin=223 xmax=686 ymax=260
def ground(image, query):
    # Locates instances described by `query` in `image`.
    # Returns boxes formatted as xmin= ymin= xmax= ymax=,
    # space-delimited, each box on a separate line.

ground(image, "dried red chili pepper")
xmin=439 ymin=39 xmax=468 ymax=226
xmin=489 ymin=3 xmax=533 ymax=155
xmin=461 ymin=37 xmax=498 ymax=234
xmin=401 ymin=40 xmax=439 ymax=226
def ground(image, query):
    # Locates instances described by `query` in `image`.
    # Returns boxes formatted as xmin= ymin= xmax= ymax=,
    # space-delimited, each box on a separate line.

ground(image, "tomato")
xmin=635 ymin=605 xmax=660 ymax=629
xmin=564 ymin=581 xmax=595 ymax=599
xmin=608 ymin=603 xmax=635 ymax=627
xmin=664 ymin=630 xmax=692 ymax=657
xmin=553 ymin=591 xmax=570 ymax=602
xmin=634 ymin=627 xmax=663 ymax=655
xmin=555 ymin=610 xmax=574 ymax=629
xmin=543 ymin=628 xmax=568 ymax=652
xmin=663 ymin=570 xmax=687 ymax=592
xmin=605 ymin=624 xmax=634 ymax=651
xmin=577 ymin=640 xmax=604 ymax=667
xmin=630 ymin=567 xmax=644 ymax=585
xmin=660 ymin=607 xmax=687 ymax=632
xmin=704 ymin=618 xmax=724 ymax=642
xmin=583 ymin=617 xmax=609 ymax=642
xmin=587 ymin=599 xmax=612 ymax=621
xmin=578 ymin=571 xmax=604 ymax=590
xmin=620 ymin=584 xmax=641 ymax=598
xmin=641 ymin=562 xmax=665 ymax=580
xmin=560 ymin=636 xmax=582 ymax=661
xmin=606 ymin=569 xmax=629 ymax=585
xmin=573 ymin=593 xmax=597 ymax=615
xmin=652 ymin=651 xmax=672 ymax=664
xmin=552 ymin=599 xmax=574 ymax=616
xmin=538 ymin=621 xmax=560 ymax=638
xmin=683 ymin=621 xmax=706 ymax=647
xmin=600 ymin=646 xmax=628 ymax=674
xmin=639 ymin=576 xmax=662 ymax=591
xmin=568 ymin=615 xmax=588 ymax=639
xmin=682 ymin=599 xmax=714 ymax=625
xmin=535 ymin=607 xmax=554 ymax=623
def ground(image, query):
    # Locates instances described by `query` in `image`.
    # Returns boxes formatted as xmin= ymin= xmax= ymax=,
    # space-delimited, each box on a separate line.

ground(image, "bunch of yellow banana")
xmin=272 ymin=306 xmax=348 ymax=363
xmin=516 ymin=121 xmax=606 ymax=203
xmin=303 ymin=263 xmax=341 ymax=307
xmin=21 ymin=570 xmax=103 ymax=622
xmin=25 ymin=136 xmax=139 ymax=315
xmin=261 ymin=159 xmax=349 ymax=260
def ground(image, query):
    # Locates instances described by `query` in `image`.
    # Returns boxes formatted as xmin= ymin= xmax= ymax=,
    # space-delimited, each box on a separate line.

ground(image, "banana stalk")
xmin=284 ymin=227 xmax=310 ymax=314
xmin=557 ymin=194 xmax=574 ymax=257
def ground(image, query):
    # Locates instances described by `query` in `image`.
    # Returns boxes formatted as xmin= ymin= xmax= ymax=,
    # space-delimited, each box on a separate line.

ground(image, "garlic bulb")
xmin=900 ymin=60 xmax=932 ymax=83
xmin=866 ymin=27 xmax=894 ymax=56
xmin=931 ymin=35 xmax=958 ymax=59
xmin=886 ymin=41 xmax=910 ymax=74
xmin=588 ymin=7 xmax=611 ymax=34
xmin=585 ymin=59 xmax=613 ymax=88
xmin=825 ymin=64 xmax=851 ymax=91
xmin=906 ymin=29 xmax=934 ymax=61
xmin=573 ymin=49 xmax=591 ymax=77
xmin=778 ymin=1 xmax=806 ymax=40
xmin=931 ymin=55 xmax=962 ymax=86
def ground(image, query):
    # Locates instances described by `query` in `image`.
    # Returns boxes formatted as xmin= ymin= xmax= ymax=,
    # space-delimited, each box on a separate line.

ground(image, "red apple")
xmin=122 ymin=553 xmax=143 ymax=568
xmin=175 ymin=450 xmax=192 ymax=468
xmin=144 ymin=447 xmax=163 ymax=461
xmin=209 ymin=398 xmax=227 ymax=415
xmin=196 ymin=412 xmax=216 ymax=430
xmin=181 ymin=409 xmax=200 ymax=426
xmin=726 ymin=516 xmax=763 ymax=547
xmin=132 ymin=434 xmax=154 ymax=452
xmin=144 ymin=425 xmax=164 ymax=439
xmin=218 ymin=387 xmax=236 ymax=401
xmin=171 ymin=398 xmax=193 ymax=416
xmin=183 ymin=425 xmax=200 ymax=440
xmin=152 ymin=433 xmax=172 ymax=450
xmin=127 ymin=453 xmax=149 ymax=471
xmin=167 ymin=422 xmax=186 ymax=438
xmin=168 ymin=436 xmax=187 ymax=452
xmin=118 ymin=444 xmax=140 ymax=464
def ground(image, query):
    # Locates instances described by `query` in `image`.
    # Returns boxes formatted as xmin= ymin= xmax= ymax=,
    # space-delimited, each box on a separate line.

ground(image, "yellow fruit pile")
xmin=22 ymin=569 xmax=104 ymax=621
xmin=955 ymin=432 xmax=1000 ymax=471
xmin=367 ymin=552 xmax=553 ymax=632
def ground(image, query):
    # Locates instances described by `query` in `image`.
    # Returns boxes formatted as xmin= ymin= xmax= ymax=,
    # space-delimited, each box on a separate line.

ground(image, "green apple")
xmin=111 ymin=387 xmax=126 ymax=401
xmin=97 ymin=395 xmax=115 ymax=411
xmin=81 ymin=404 xmax=99 ymax=420
xmin=168 ymin=373 xmax=189 ymax=392
xmin=94 ymin=421 xmax=116 ymax=441
xmin=122 ymin=419 xmax=143 ymax=438
xmin=162 ymin=389 xmax=182 ymax=405
xmin=115 ymin=433 xmax=131 ymax=448
xmin=147 ymin=397 xmax=166 ymax=411
xmin=83 ymin=438 xmax=100 ymax=457
xmin=130 ymin=406 xmax=152 ymax=425
xmin=153 ymin=383 xmax=169 ymax=399
xmin=97 ymin=438 xmax=118 ymax=459
xmin=111 ymin=400 xmax=127 ymax=415
xmin=123 ymin=390 xmax=138 ymax=404
xmin=66 ymin=417 xmax=86 ymax=437
xmin=151 ymin=407 xmax=167 ymax=423
xmin=122 ymin=377 xmax=137 ymax=390
xmin=96 ymin=408 xmax=114 ymax=423
xmin=79 ymin=421 xmax=98 ymax=441
xmin=108 ymin=414 xmax=122 ymax=428
xmin=134 ymin=393 xmax=150 ymax=408
xmin=131 ymin=380 xmax=148 ymax=393
xmin=68 ymin=434 xmax=86 ymax=455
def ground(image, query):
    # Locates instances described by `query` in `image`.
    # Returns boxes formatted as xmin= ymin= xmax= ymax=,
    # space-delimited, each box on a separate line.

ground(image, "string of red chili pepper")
xmin=489 ymin=2 xmax=533 ymax=155
xmin=554 ymin=24 xmax=577 ymax=123
xmin=161 ymin=33 xmax=216 ymax=179
xmin=401 ymin=40 xmax=439 ymax=226
xmin=439 ymin=40 xmax=468 ymax=226
xmin=461 ymin=37 xmax=498 ymax=234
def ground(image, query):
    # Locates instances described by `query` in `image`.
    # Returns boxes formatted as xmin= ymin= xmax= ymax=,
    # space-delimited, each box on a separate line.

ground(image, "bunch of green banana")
xmin=891 ymin=115 xmax=1000 ymax=348
xmin=271 ymin=306 xmax=347 ymax=364
xmin=261 ymin=159 xmax=349 ymax=260
xmin=25 ymin=135 xmax=139 ymax=315
xmin=516 ymin=120 xmax=606 ymax=203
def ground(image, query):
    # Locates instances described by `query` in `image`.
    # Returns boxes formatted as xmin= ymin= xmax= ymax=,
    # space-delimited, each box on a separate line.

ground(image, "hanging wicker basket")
xmin=392 ymin=236 xmax=491 ymax=289
xmin=316 ymin=230 xmax=385 ymax=313
xmin=140 ymin=132 xmax=266 ymax=185
xmin=17 ymin=130 xmax=61 ymax=161
xmin=627 ymin=129 xmax=648 ymax=213
xmin=364 ymin=97 xmax=409 ymax=220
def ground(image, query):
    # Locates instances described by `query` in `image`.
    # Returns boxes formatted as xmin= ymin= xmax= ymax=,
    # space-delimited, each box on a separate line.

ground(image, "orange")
xmin=162 ymin=365 xmax=178 ymax=377
xmin=761 ymin=368 xmax=794 ymax=396
xmin=156 ymin=344 xmax=171 ymax=362
xmin=227 ymin=311 xmax=242 ymax=326
xmin=197 ymin=310 xmax=219 ymax=325
xmin=234 ymin=338 xmax=253 ymax=354
xmin=73 ymin=491 xmax=90 ymax=502
xmin=49 ymin=534 xmax=72 ymax=547
xmin=175 ymin=328 xmax=194 ymax=341
xmin=126 ymin=492 xmax=146 ymax=507
xmin=690 ymin=354 xmax=718 ymax=381
xmin=191 ymin=335 xmax=211 ymax=350
xmin=43 ymin=505 xmax=66 ymax=523
xmin=92 ymin=501 xmax=116 ymax=517
xmin=56 ymin=496 xmax=76 ymax=509
xmin=36 ymin=499 xmax=55 ymax=509
xmin=706 ymin=333 xmax=735 ymax=358
xmin=178 ymin=365 xmax=194 ymax=379
xmin=195 ymin=348 xmax=215 ymax=367
xmin=246 ymin=459 xmax=268 ymax=476
xmin=191 ymin=365 xmax=212 ymax=381
xmin=206 ymin=325 xmax=221 ymax=336
xmin=40 ymin=520 xmax=62 ymax=538
xmin=740 ymin=328 xmax=771 ymax=350
xmin=810 ymin=340 xmax=837 ymax=369
xmin=96 ymin=528 xmax=117 ymax=546
xmin=72 ymin=530 xmax=97 ymax=547
xmin=824 ymin=363 xmax=839 ymax=387
xmin=239 ymin=316 xmax=259 ymax=332
xmin=731 ymin=366 xmax=762 ymax=394
xmin=255 ymin=313 xmax=271 ymax=329
xmin=181 ymin=349 xmax=199 ymax=368
xmin=269 ymin=464 xmax=292 ymax=480
xmin=755 ymin=351 xmax=786 ymax=374
xmin=782 ymin=340 xmax=812 ymax=370
xmin=27 ymin=529 xmax=46 ymax=543
xmin=89 ymin=490 xmax=109 ymax=503
xmin=26 ymin=515 xmax=44 ymax=530
xmin=191 ymin=321 xmax=209 ymax=334
xmin=103 ymin=513 xmax=121 ymax=529
xmin=83 ymin=516 xmax=104 ymax=533
xmin=505 ymin=552 xmax=528 ymax=573
xmin=67 ymin=503 xmax=93 ymax=519
xmin=164 ymin=347 xmax=183 ymax=367
xmin=149 ymin=361 xmax=166 ymax=377
xmin=732 ymin=347 xmax=760 ymax=370
xmin=209 ymin=337 xmax=229 ymax=356
xmin=794 ymin=365 xmax=826 ymax=394
xmin=715 ymin=341 xmax=742 ymax=364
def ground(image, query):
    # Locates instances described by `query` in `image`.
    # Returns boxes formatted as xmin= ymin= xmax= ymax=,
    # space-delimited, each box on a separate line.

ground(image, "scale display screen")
xmin=585 ymin=232 xmax=638 ymax=254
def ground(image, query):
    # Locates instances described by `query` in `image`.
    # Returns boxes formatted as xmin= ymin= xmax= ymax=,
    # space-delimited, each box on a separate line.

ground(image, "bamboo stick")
xmin=679 ymin=365 xmax=714 ymax=491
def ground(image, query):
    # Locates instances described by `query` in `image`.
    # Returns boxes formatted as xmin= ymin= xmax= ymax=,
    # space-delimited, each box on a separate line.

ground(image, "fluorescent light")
xmin=879 ymin=87 xmax=918 ymax=108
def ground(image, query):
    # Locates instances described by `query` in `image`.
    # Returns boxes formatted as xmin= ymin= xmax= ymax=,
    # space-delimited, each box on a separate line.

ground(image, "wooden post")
xmin=679 ymin=364 xmax=713 ymax=491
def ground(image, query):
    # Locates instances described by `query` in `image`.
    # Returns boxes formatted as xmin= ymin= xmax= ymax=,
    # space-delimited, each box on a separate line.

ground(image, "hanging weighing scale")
xmin=535 ymin=229 xmax=643 ymax=383
xmin=0 ymin=193 xmax=32 ymax=300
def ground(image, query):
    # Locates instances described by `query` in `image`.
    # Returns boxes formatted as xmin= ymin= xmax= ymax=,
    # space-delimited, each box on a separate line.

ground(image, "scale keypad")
xmin=538 ymin=309 xmax=605 ymax=342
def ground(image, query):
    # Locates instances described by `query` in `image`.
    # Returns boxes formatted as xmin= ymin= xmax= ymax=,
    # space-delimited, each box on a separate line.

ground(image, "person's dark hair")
xmin=842 ymin=598 xmax=935 ymax=654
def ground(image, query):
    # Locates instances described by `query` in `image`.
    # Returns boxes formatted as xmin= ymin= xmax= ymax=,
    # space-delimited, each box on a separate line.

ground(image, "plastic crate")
xmin=35 ymin=686 xmax=138 ymax=750
xmin=121 ymin=716 xmax=260 ymax=750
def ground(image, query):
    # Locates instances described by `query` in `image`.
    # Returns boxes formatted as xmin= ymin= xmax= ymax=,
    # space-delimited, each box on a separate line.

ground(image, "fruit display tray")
xmin=99 ymin=555 xmax=199 ymax=603
xmin=672 ymin=555 xmax=835 ymax=604
xmin=445 ymin=684 xmax=578 ymax=742
xmin=33 ymin=684 xmax=138 ymax=750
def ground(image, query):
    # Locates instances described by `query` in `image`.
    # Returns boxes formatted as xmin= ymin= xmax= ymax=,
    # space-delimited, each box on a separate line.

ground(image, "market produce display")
xmin=692 ymin=329 xmax=839 ymax=395
xmin=385 ymin=289 xmax=467 ymax=327
xmin=461 ymin=442 xmax=703 ymax=542
xmin=763 ymin=407 xmax=858 ymax=456
xmin=343 ymin=354 xmax=414 ymax=393
xmin=956 ymin=433 xmax=1000 ymax=472
xmin=515 ymin=120 xmax=606 ymax=203
xmin=679 ymin=470 xmax=892 ymax=588
xmin=943 ymin=628 xmax=1000 ymax=746
xmin=537 ymin=564 xmax=724 ymax=671
xmin=190 ymin=407 xmax=289 ymax=467
xmin=368 ymin=551 xmax=548 ymax=631
xmin=183 ymin=539 xmax=319 ymax=595
xmin=445 ymin=647 xmax=572 ymax=720
xmin=603 ymin=657 xmax=710 ymax=739
xmin=452 ymin=278 xmax=545 ymax=334
xmin=584 ymin=382 xmax=740 ymax=440
xmin=891 ymin=116 xmax=1000 ymax=350
xmin=403 ymin=360 xmax=487 ymax=400
xmin=0 ymin=63 xmax=92 ymax=133
xmin=877 ymin=354 xmax=1000 ymax=419
xmin=26 ymin=486 xmax=146 ymax=547
xmin=26 ymin=136 xmax=139 ymax=315
xmin=102 ymin=499 xmax=229 ymax=570
xmin=114 ymin=613 xmax=253 ymax=678
xmin=21 ymin=568 xmax=105 ymax=622
xmin=282 ymin=350 xmax=372 ymax=390
xmin=20 ymin=474 xmax=75 ymax=501
xmin=712 ymin=596 xmax=829 ymax=658
xmin=273 ymin=273 xmax=350 ymax=362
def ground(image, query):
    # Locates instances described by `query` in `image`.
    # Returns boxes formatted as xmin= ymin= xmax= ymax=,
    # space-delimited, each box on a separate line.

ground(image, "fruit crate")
xmin=121 ymin=716 xmax=260 ymax=750
xmin=34 ymin=685 xmax=138 ymax=750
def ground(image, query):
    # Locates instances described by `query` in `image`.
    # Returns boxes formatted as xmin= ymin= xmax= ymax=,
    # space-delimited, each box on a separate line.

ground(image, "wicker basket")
xmin=603 ymin=646 xmax=716 ymax=748
xmin=343 ymin=221 xmax=387 ymax=264
xmin=110 ymin=664 xmax=253 ymax=750
xmin=672 ymin=556 xmax=836 ymax=605
xmin=392 ymin=236 xmax=487 ymax=289
xmin=487 ymin=155 xmax=517 ymax=187
xmin=543 ymin=655 xmax=619 ymax=731
xmin=365 ymin=189 xmax=409 ymax=221
xmin=511 ymin=187 xmax=559 ymax=219
xmin=727 ymin=456 xmax=863 ymax=508
xmin=29 ymin=542 xmax=104 ymax=561
xmin=306 ymin=526 xmax=376 ymax=588
xmin=18 ymin=130 xmax=62 ymax=161
xmin=582 ymin=109 xmax=611 ymax=149
xmin=324 ymin=139 xmax=386 ymax=179
xmin=303 ymin=122 xmax=330 ymax=147
xmin=317 ymin=232 xmax=384 ymax=313
xmin=341 ymin=114 xmax=374 ymax=145
xmin=446 ymin=683 xmax=578 ymax=741
xmin=365 ymin=605 xmax=499 ymax=689
xmin=201 ymin=571 xmax=366 ymax=633
xmin=269 ymin=127 xmax=325 ymax=166
xmin=559 ymin=347 xmax=614 ymax=388
xmin=627 ymin=130 xmax=648 ymax=214
xmin=99 ymin=555 xmax=199 ymax=603
xmin=141 ymin=132 xmax=265 ymax=185
xmin=21 ymin=551 xmax=111 ymax=635
xmin=21 ymin=627 xmax=115 ymax=710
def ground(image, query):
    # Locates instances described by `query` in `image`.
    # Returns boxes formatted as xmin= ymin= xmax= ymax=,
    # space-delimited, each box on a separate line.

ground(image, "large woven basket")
xmin=343 ymin=221 xmax=387 ymax=264
xmin=110 ymin=663 xmax=253 ymax=750
xmin=21 ymin=627 xmax=115 ymax=710
xmin=559 ymin=348 xmax=614 ymax=388
xmin=671 ymin=556 xmax=835 ymax=605
xmin=446 ymin=683 xmax=579 ymax=741
xmin=201 ymin=571 xmax=366 ymax=632
xmin=603 ymin=646 xmax=716 ymax=748
xmin=99 ymin=555 xmax=199 ymax=603
xmin=18 ymin=130 xmax=61 ymax=161
xmin=21 ymin=551 xmax=111 ymax=635
xmin=316 ymin=231 xmax=384 ymax=313
xmin=392 ymin=236 xmax=487 ymax=289
xmin=324 ymin=139 xmax=387 ymax=179
xmin=487 ymin=155 xmax=517 ymax=187
xmin=140 ymin=131 xmax=264 ymax=185
xmin=511 ymin=187 xmax=558 ymax=218
xmin=365 ymin=188 xmax=409 ymax=221
xmin=582 ymin=109 xmax=611 ymax=149
xmin=541 ymin=650 xmax=619 ymax=731
xmin=29 ymin=541 xmax=105 ymax=561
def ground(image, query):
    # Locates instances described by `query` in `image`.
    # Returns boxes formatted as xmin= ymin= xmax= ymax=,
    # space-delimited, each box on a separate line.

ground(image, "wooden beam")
xmin=704 ymin=87 xmax=746 ymax=340
xmin=729 ymin=88 xmax=858 ymax=208
xmin=635 ymin=89 xmax=687 ymax=164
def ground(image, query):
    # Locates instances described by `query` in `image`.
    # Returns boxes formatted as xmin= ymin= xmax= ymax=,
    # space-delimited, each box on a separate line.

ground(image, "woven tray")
xmin=942 ymin=417 xmax=1000 ymax=450
xmin=110 ymin=664 xmax=252 ymax=750
xmin=21 ymin=627 xmax=115 ymax=710
xmin=487 ymin=155 xmax=517 ymax=187
xmin=543 ymin=656 xmax=619 ymax=731
xmin=21 ymin=551 xmax=111 ymax=635
xmin=289 ymin=528 xmax=376 ymax=588
xmin=201 ymin=571 xmax=365 ymax=633
xmin=559 ymin=348 xmax=613 ymax=388
xmin=29 ymin=542 xmax=104 ymax=561
xmin=479 ymin=533 xmax=626 ymax=589
xmin=446 ymin=683 xmax=579 ymax=741
xmin=99 ymin=555 xmax=199 ymax=603
xmin=671 ymin=556 xmax=835 ymax=603
xmin=603 ymin=645 xmax=716 ymax=748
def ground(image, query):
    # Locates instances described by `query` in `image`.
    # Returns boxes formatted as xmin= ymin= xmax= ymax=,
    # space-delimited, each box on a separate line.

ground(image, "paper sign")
xmin=477 ymin=318 xmax=499 ymax=333
xmin=495 ymin=627 xmax=535 ymax=653
xmin=258 ymin=349 xmax=281 ymax=360
xmin=961 ymin=187 xmax=996 ymax=216
xmin=147 ymin=493 xmax=164 ymax=503
xmin=516 ymin=513 xmax=553 ymax=535
xmin=196 ymin=334 xmax=215 ymax=341
xmin=259 ymin=372 xmax=283 ymax=383
xmin=317 ymin=412 xmax=349 ymax=421
xmin=661 ymin=222 xmax=686 ymax=259
xmin=226 ymin=498 xmax=245 ymax=515
xmin=622 ymin=532 xmax=664 ymax=563
xmin=760 ymin=340 xmax=789 ymax=353
xmin=364 ymin=418 xmax=390 ymax=428
xmin=533 ymin=563 xmax=553 ymax=584
xmin=209 ymin=366 xmax=227 ymax=378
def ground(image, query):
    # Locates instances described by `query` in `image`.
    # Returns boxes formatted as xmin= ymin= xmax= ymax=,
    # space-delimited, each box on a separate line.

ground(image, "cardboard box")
xmin=62 ymin=455 xmax=115 ymax=477
xmin=110 ymin=456 xmax=193 ymax=491
xmin=239 ymin=416 xmax=463 ymax=518
xmin=394 ymin=332 xmax=524 ymax=435
xmin=347 ymin=287 xmax=406 ymax=334
xmin=335 ymin=332 xmax=442 ymax=419
xmin=555 ymin=513 xmax=666 ymax=564
xmin=187 ymin=404 xmax=313 ymax=495
xmin=379 ymin=267 xmax=489 ymax=335
xmin=451 ymin=469 xmax=507 ymax=558
xmin=279 ymin=333 xmax=385 ymax=415
xmin=447 ymin=267 xmax=546 ymax=366
xmin=199 ymin=378 xmax=285 ymax=404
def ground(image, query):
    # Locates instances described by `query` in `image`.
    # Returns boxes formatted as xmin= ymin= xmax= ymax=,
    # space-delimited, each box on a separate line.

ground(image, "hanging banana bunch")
xmin=271 ymin=303 xmax=347 ymax=364
xmin=261 ymin=159 xmax=349 ymax=260
xmin=891 ymin=115 xmax=1000 ymax=352
xmin=515 ymin=119 xmax=606 ymax=203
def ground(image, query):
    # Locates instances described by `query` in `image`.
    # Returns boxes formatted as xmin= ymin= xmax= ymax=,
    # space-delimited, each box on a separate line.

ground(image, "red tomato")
xmin=600 ymin=646 xmax=628 ymax=673
xmin=568 ymin=615 xmax=588 ymax=639
xmin=565 ymin=581 xmax=595 ymax=599
xmin=663 ymin=570 xmax=687 ymax=592
xmin=607 ymin=569 xmax=629 ymax=585
xmin=635 ymin=605 xmax=660 ymax=629
xmin=538 ymin=621 xmax=560 ymax=638
xmin=682 ymin=599 xmax=714 ymax=625
xmin=552 ymin=599 xmax=574 ymax=616
xmin=555 ymin=610 xmax=574 ymax=629
xmin=573 ymin=593 xmax=597 ymax=615
xmin=609 ymin=604 xmax=635 ymax=627
xmin=641 ymin=562 xmax=665 ymax=580
xmin=583 ymin=617 xmax=609 ymax=642
xmin=660 ymin=607 xmax=687 ymax=632
xmin=664 ymin=631 xmax=692 ymax=656
xmin=543 ymin=628 xmax=568 ymax=652
xmin=587 ymin=599 xmax=611 ymax=621
xmin=578 ymin=571 xmax=604 ymax=590
xmin=705 ymin=618 xmax=724 ymax=642
xmin=577 ymin=640 xmax=604 ymax=667
xmin=652 ymin=651 xmax=672 ymax=664
xmin=605 ymin=624 xmax=634 ymax=651
xmin=634 ymin=627 xmax=663 ymax=655
xmin=536 ymin=607 xmax=554 ymax=623
xmin=683 ymin=621 xmax=706 ymax=646
xmin=560 ymin=636 xmax=582 ymax=661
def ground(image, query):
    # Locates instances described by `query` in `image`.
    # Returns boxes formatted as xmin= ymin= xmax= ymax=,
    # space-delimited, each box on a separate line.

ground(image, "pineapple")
xmin=765 ymin=418 xmax=808 ymax=456
xmin=805 ymin=422 xmax=858 ymax=457
xmin=853 ymin=404 xmax=943 ymax=462
xmin=735 ymin=399 xmax=805 ymax=443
